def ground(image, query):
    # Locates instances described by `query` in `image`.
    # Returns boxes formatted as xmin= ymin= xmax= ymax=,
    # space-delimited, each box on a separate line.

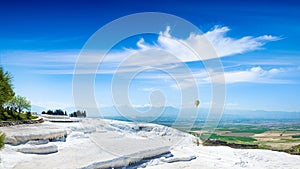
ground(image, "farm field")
xmin=188 ymin=122 xmax=300 ymax=155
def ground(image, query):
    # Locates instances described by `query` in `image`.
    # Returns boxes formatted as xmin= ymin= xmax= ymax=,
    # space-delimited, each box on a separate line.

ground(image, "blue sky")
xmin=0 ymin=0 xmax=300 ymax=113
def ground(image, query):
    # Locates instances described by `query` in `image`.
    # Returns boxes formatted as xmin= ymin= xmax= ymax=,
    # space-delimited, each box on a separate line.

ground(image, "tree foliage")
xmin=42 ymin=109 xmax=68 ymax=116
xmin=0 ymin=68 xmax=35 ymax=121
xmin=69 ymin=110 xmax=87 ymax=118
xmin=0 ymin=67 xmax=14 ymax=110
xmin=7 ymin=95 xmax=31 ymax=117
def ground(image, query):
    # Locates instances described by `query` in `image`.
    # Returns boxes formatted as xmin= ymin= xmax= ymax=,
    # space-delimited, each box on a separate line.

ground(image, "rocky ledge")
xmin=0 ymin=118 xmax=44 ymax=127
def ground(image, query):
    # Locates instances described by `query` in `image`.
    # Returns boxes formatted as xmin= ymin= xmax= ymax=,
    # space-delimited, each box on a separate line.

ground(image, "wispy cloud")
xmin=135 ymin=66 xmax=295 ymax=88
xmin=1 ymin=50 xmax=78 ymax=67
xmin=1 ymin=25 xmax=280 ymax=69
xmin=209 ymin=66 xmax=291 ymax=84
xmin=204 ymin=26 xmax=281 ymax=57
xmin=140 ymin=87 xmax=155 ymax=92
xmin=1 ymin=25 xmax=288 ymax=86
xmin=133 ymin=26 xmax=280 ymax=62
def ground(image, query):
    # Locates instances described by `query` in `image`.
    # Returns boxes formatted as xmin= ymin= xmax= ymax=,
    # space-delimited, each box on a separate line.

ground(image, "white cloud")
xmin=95 ymin=25 xmax=279 ymax=75
xmin=141 ymin=87 xmax=155 ymax=92
xmin=206 ymin=66 xmax=290 ymax=84
xmin=134 ymin=26 xmax=280 ymax=62
xmin=1 ymin=25 xmax=283 ymax=84
xmin=2 ymin=25 xmax=279 ymax=68
xmin=226 ymin=102 xmax=238 ymax=107
xmin=203 ymin=26 xmax=280 ymax=57
xmin=132 ymin=103 xmax=152 ymax=108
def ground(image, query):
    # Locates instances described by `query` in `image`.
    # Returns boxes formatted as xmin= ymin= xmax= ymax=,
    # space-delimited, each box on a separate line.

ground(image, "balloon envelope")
xmin=195 ymin=100 xmax=200 ymax=107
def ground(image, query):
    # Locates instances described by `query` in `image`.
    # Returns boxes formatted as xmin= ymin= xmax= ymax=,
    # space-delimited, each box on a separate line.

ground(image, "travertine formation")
xmin=0 ymin=118 xmax=300 ymax=169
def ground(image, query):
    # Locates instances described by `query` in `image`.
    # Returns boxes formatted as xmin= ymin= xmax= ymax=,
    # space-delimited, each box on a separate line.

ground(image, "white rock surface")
xmin=15 ymin=143 xmax=58 ymax=154
xmin=161 ymin=155 xmax=197 ymax=163
xmin=1 ymin=123 xmax=67 ymax=145
xmin=0 ymin=119 xmax=300 ymax=169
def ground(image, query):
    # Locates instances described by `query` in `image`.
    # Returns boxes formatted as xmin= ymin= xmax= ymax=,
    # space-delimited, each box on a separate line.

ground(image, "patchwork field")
xmin=188 ymin=122 xmax=300 ymax=155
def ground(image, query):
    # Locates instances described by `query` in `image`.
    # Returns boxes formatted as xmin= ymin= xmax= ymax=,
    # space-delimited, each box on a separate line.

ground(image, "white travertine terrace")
xmin=0 ymin=118 xmax=300 ymax=169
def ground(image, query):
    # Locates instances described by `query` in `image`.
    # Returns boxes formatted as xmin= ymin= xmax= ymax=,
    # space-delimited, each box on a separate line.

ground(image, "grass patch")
xmin=262 ymin=139 xmax=295 ymax=143
xmin=217 ymin=125 xmax=269 ymax=134
xmin=0 ymin=111 xmax=37 ymax=121
xmin=285 ymin=127 xmax=300 ymax=132
xmin=292 ymin=135 xmax=300 ymax=138
xmin=190 ymin=127 xmax=202 ymax=131
xmin=230 ymin=128 xmax=267 ymax=134
xmin=0 ymin=133 xmax=5 ymax=149
xmin=280 ymin=138 xmax=300 ymax=142
xmin=257 ymin=143 xmax=300 ymax=155
xmin=188 ymin=123 xmax=300 ymax=155
xmin=29 ymin=115 xmax=38 ymax=120
xmin=257 ymin=144 xmax=280 ymax=151
xmin=201 ymin=133 xmax=257 ymax=143
xmin=287 ymin=144 xmax=300 ymax=155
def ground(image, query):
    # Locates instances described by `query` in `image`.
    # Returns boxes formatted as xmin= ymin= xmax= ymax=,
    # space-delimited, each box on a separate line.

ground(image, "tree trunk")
xmin=18 ymin=108 xmax=21 ymax=119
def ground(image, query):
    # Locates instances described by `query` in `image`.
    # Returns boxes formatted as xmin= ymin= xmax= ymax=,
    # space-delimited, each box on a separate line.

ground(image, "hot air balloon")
xmin=194 ymin=100 xmax=200 ymax=108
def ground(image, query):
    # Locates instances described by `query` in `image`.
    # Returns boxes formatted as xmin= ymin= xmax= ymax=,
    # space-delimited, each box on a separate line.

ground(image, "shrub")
xmin=0 ymin=133 xmax=5 ymax=149
xmin=26 ymin=111 xmax=31 ymax=119
xmin=3 ymin=112 xmax=11 ymax=120
xmin=292 ymin=135 xmax=300 ymax=139
xmin=287 ymin=144 xmax=300 ymax=154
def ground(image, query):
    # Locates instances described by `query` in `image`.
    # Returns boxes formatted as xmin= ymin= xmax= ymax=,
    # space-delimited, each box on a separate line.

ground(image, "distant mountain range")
xmin=31 ymin=105 xmax=300 ymax=122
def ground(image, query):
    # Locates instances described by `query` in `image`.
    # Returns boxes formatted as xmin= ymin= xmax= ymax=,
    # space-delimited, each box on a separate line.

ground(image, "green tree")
xmin=0 ymin=67 xmax=14 ymax=110
xmin=7 ymin=95 xmax=31 ymax=118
